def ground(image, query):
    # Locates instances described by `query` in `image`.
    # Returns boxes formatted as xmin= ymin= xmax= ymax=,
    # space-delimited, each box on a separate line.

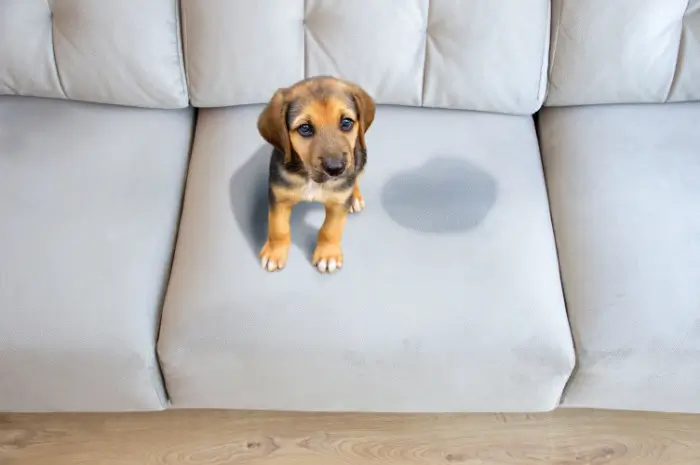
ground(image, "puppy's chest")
xmin=299 ymin=180 xmax=326 ymax=202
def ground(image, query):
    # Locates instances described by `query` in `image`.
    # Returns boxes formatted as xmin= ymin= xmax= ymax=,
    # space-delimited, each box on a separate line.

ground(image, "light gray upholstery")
xmin=0 ymin=96 xmax=194 ymax=412
xmin=547 ymin=0 xmax=700 ymax=106
xmin=539 ymin=102 xmax=700 ymax=413
xmin=2 ymin=0 xmax=699 ymax=415
xmin=181 ymin=0 xmax=550 ymax=114
xmin=157 ymin=105 xmax=575 ymax=412
xmin=0 ymin=0 xmax=188 ymax=108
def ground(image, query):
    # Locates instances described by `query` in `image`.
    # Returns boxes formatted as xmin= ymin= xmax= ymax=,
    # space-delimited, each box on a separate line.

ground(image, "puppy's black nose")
xmin=322 ymin=158 xmax=346 ymax=176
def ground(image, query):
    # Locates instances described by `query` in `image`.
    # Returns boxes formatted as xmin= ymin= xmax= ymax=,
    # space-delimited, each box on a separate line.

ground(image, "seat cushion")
xmin=0 ymin=96 xmax=194 ymax=411
xmin=158 ymin=105 xmax=575 ymax=412
xmin=539 ymin=102 xmax=700 ymax=413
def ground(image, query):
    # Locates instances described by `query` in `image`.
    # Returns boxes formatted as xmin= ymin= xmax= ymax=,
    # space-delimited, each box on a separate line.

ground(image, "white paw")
xmin=259 ymin=241 xmax=289 ymax=272
xmin=349 ymin=195 xmax=365 ymax=213
xmin=315 ymin=257 xmax=343 ymax=274
xmin=261 ymin=255 xmax=284 ymax=272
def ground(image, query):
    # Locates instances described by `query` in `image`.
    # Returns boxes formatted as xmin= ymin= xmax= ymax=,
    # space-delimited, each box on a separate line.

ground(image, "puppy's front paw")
xmin=349 ymin=191 xmax=365 ymax=214
xmin=260 ymin=240 xmax=290 ymax=272
xmin=312 ymin=242 xmax=343 ymax=274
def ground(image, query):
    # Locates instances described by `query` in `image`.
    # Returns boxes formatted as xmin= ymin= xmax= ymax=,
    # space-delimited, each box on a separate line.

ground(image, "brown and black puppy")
xmin=257 ymin=76 xmax=375 ymax=273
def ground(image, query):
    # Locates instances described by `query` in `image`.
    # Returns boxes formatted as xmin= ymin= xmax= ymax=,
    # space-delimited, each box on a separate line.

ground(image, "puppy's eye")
xmin=297 ymin=124 xmax=314 ymax=137
xmin=340 ymin=117 xmax=354 ymax=132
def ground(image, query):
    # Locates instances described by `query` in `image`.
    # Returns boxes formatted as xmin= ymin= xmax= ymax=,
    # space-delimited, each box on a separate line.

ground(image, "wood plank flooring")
xmin=2 ymin=409 xmax=700 ymax=464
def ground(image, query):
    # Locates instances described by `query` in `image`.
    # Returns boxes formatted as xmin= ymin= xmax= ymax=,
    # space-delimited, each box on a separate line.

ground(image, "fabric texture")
xmin=547 ymin=0 xmax=700 ymax=106
xmin=0 ymin=0 xmax=188 ymax=108
xmin=157 ymin=105 xmax=575 ymax=412
xmin=539 ymin=103 xmax=700 ymax=413
xmin=181 ymin=0 xmax=550 ymax=114
xmin=0 ymin=96 xmax=194 ymax=412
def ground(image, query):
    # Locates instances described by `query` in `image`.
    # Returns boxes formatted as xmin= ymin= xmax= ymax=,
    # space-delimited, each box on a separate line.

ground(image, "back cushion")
xmin=0 ymin=0 xmax=188 ymax=109
xmin=182 ymin=0 xmax=551 ymax=115
xmin=546 ymin=0 xmax=700 ymax=106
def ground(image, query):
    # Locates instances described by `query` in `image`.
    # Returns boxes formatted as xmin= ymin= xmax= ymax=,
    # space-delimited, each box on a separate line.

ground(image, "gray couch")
xmin=1 ymin=0 xmax=698 ymax=414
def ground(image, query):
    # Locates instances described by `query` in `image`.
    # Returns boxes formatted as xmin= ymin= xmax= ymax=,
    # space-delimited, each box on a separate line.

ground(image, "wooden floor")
xmin=1 ymin=409 xmax=700 ymax=464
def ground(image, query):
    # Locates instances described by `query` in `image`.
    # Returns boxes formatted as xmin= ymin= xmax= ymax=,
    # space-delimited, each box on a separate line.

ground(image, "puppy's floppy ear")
xmin=347 ymin=84 xmax=375 ymax=151
xmin=257 ymin=88 xmax=292 ymax=163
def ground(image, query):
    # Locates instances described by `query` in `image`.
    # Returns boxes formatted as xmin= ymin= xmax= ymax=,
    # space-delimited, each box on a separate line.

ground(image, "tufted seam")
xmin=303 ymin=0 xmax=307 ymax=78
xmin=305 ymin=25 xmax=342 ymax=77
xmin=545 ymin=0 xmax=565 ymax=102
xmin=534 ymin=0 xmax=551 ymax=111
xmin=665 ymin=0 xmax=693 ymax=102
xmin=419 ymin=0 xmax=430 ymax=107
xmin=174 ymin=0 xmax=189 ymax=105
xmin=46 ymin=0 xmax=67 ymax=98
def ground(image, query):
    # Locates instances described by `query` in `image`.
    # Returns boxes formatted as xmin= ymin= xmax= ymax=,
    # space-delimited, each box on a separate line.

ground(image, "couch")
xmin=1 ymin=0 xmax=698 ymax=414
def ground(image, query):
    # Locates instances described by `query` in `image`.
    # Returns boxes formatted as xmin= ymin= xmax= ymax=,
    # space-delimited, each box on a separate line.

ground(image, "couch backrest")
xmin=181 ymin=0 xmax=551 ymax=115
xmin=546 ymin=0 xmax=700 ymax=106
xmin=11 ymin=2 xmax=694 ymax=112
xmin=0 ymin=0 xmax=188 ymax=109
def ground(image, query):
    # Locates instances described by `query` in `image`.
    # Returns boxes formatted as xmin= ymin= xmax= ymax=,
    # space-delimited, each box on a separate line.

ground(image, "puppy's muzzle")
xmin=321 ymin=155 xmax=347 ymax=177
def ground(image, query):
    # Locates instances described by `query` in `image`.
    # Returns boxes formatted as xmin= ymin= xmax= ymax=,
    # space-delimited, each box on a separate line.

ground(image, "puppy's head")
xmin=258 ymin=76 xmax=375 ymax=183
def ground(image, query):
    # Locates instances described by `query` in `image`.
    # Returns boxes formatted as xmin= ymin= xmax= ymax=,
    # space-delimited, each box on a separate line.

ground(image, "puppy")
xmin=257 ymin=76 xmax=375 ymax=273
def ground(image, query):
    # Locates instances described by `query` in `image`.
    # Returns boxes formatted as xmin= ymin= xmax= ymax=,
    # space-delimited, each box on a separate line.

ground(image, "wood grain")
xmin=1 ymin=409 xmax=700 ymax=465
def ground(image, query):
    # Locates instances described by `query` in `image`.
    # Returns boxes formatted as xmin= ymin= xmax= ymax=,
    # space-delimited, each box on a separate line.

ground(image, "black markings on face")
xmin=335 ymin=174 xmax=356 ymax=192
xmin=278 ymin=80 xmax=366 ymax=188
xmin=286 ymin=99 xmax=303 ymax=129
xmin=269 ymin=149 xmax=295 ymax=187
xmin=354 ymin=142 xmax=367 ymax=173
xmin=267 ymin=185 xmax=276 ymax=207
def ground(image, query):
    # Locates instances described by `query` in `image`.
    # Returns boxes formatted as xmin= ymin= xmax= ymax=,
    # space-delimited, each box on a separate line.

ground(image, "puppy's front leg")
xmin=349 ymin=179 xmax=365 ymax=213
xmin=260 ymin=200 xmax=293 ymax=272
xmin=313 ymin=202 xmax=348 ymax=273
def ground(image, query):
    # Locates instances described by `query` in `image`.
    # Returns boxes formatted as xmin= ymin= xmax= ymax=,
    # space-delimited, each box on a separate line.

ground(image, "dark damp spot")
xmin=381 ymin=157 xmax=497 ymax=233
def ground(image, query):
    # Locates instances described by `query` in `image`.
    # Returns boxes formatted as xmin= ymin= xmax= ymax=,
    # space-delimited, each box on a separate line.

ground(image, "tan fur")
xmin=257 ymin=77 xmax=375 ymax=273
xmin=313 ymin=203 xmax=348 ymax=268
xmin=259 ymin=200 xmax=293 ymax=271
xmin=352 ymin=179 xmax=364 ymax=209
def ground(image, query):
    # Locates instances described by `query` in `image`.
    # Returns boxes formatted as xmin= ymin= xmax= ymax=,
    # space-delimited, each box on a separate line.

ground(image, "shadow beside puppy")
xmin=229 ymin=145 xmax=322 ymax=263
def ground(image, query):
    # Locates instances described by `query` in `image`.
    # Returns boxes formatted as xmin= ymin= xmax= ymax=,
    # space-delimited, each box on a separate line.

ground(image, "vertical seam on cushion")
xmin=149 ymin=350 xmax=171 ymax=408
xmin=152 ymin=108 xmax=197 ymax=407
xmin=545 ymin=0 xmax=564 ymax=106
xmin=47 ymin=0 xmax=67 ymax=98
xmin=557 ymin=355 xmax=580 ymax=407
xmin=175 ymin=0 xmax=190 ymax=107
xmin=534 ymin=0 xmax=551 ymax=112
xmin=534 ymin=111 xmax=579 ymax=410
xmin=420 ymin=0 xmax=431 ymax=106
xmin=665 ymin=0 xmax=690 ymax=102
